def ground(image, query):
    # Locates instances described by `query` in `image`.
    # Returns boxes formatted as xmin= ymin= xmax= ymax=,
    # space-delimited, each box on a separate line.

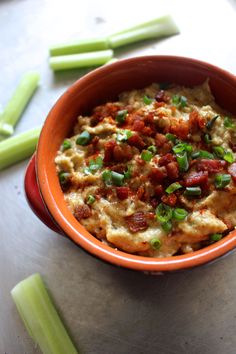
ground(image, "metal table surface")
xmin=1 ymin=0 xmax=236 ymax=353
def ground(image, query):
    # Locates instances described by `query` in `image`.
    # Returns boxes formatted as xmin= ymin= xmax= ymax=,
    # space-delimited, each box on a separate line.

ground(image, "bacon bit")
xmin=116 ymin=187 xmax=130 ymax=200
xmin=228 ymin=163 xmax=236 ymax=182
xmin=184 ymin=171 xmax=208 ymax=186
xmin=189 ymin=110 xmax=205 ymax=132
xmin=74 ymin=205 xmax=91 ymax=221
xmin=93 ymin=102 xmax=121 ymax=121
xmin=149 ymin=167 xmax=167 ymax=183
xmin=158 ymin=153 xmax=175 ymax=166
xmin=166 ymin=162 xmax=179 ymax=180
xmin=103 ymin=140 xmax=116 ymax=164
xmin=145 ymin=112 xmax=155 ymax=124
xmin=125 ymin=211 xmax=148 ymax=233
xmin=113 ymin=144 xmax=133 ymax=162
xmin=161 ymin=193 xmax=177 ymax=207
xmin=137 ymin=186 xmax=145 ymax=200
xmin=169 ymin=120 xmax=189 ymax=139
xmin=146 ymin=212 xmax=155 ymax=220
xmin=128 ymin=133 xmax=145 ymax=149
xmin=154 ymin=185 xmax=164 ymax=197
xmin=111 ymin=163 xmax=126 ymax=173
xmin=171 ymin=106 xmax=177 ymax=114
xmin=230 ymin=142 xmax=236 ymax=152
xmin=150 ymin=198 xmax=159 ymax=208
xmin=197 ymin=159 xmax=227 ymax=173
xmin=133 ymin=119 xmax=145 ymax=132
xmin=154 ymin=101 xmax=165 ymax=109
xmin=143 ymin=126 xmax=154 ymax=136
xmin=91 ymin=136 xmax=99 ymax=146
xmin=155 ymin=90 xmax=170 ymax=103
xmin=155 ymin=133 xmax=167 ymax=147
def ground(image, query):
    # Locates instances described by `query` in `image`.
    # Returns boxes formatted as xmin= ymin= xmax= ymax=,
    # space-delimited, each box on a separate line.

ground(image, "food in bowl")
xmin=55 ymin=80 xmax=236 ymax=257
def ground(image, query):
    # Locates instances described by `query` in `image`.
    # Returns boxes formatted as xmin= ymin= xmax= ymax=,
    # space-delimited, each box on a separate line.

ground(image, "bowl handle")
xmin=24 ymin=154 xmax=65 ymax=236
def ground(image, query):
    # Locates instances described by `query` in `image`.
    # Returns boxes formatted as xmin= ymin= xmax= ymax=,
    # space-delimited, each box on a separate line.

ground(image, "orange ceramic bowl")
xmin=32 ymin=55 xmax=236 ymax=272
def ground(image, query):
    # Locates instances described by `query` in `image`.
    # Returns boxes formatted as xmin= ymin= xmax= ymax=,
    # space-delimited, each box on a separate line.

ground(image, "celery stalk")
xmin=0 ymin=72 xmax=40 ymax=136
xmin=108 ymin=15 xmax=179 ymax=48
xmin=0 ymin=126 xmax=41 ymax=170
xmin=105 ymin=57 xmax=119 ymax=65
xmin=49 ymin=37 xmax=109 ymax=56
xmin=11 ymin=274 xmax=78 ymax=354
xmin=49 ymin=49 xmax=113 ymax=71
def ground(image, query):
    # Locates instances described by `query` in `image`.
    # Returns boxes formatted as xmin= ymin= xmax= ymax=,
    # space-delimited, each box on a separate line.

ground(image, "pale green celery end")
xmin=49 ymin=37 xmax=109 ymax=56
xmin=0 ymin=72 xmax=40 ymax=127
xmin=49 ymin=49 xmax=113 ymax=71
xmin=0 ymin=127 xmax=41 ymax=170
xmin=0 ymin=122 xmax=14 ymax=136
xmin=111 ymin=14 xmax=179 ymax=36
xmin=11 ymin=274 xmax=78 ymax=354
xmin=108 ymin=19 xmax=179 ymax=48
xmin=105 ymin=57 xmax=119 ymax=65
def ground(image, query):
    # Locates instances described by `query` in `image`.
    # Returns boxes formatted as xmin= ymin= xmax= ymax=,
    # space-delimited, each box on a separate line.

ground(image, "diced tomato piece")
xmin=184 ymin=171 xmax=208 ymax=186
xmin=161 ymin=193 xmax=177 ymax=207
xmin=128 ymin=133 xmax=145 ymax=149
xmin=155 ymin=133 xmax=167 ymax=147
xmin=103 ymin=140 xmax=116 ymax=164
xmin=74 ymin=205 xmax=91 ymax=221
xmin=158 ymin=153 xmax=175 ymax=166
xmin=166 ymin=162 xmax=179 ymax=180
xmin=133 ymin=119 xmax=145 ymax=132
xmin=149 ymin=167 xmax=167 ymax=183
xmin=116 ymin=187 xmax=130 ymax=200
xmin=197 ymin=159 xmax=227 ymax=173
xmin=228 ymin=162 xmax=236 ymax=182
xmin=125 ymin=211 xmax=148 ymax=233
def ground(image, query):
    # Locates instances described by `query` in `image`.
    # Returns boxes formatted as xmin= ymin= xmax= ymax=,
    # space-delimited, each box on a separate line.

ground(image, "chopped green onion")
xmin=166 ymin=133 xmax=176 ymax=143
xmin=176 ymin=152 xmax=189 ymax=172
xmin=116 ymin=110 xmax=128 ymax=124
xmin=61 ymin=139 xmax=72 ymax=151
xmin=192 ymin=150 xmax=214 ymax=159
xmin=0 ymin=72 xmax=40 ymax=136
xmin=150 ymin=238 xmax=162 ymax=250
xmin=161 ymin=221 xmax=172 ymax=233
xmin=210 ymin=233 xmax=222 ymax=242
xmin=88 ymin=156 xmax=103 ymax=173
xmin=76 ymin=131 xmax=91 ymax=145
xmin=184 ymin=186 xmax=201 ymax=196
xmin=0 ymin=127 xmax=41 ymax=171
xmin=173 ymin=142 xmax=192 ymax=154
xmin=143 ymin=95 xmax=153 ymax=105
xmin=49 ymin=37 xmax=109 ymax=56
xmin=11 ymin=273 xmax=78 ymax=354
xmin=204 ymin=133 xmax=212 ymax=144
xmin=147 ymin=145 xmax=157 ymax=154
xmin=141 ymin=150 xmax=153 ymax=162
xmin=124 ymin=166 xmax=132 ymax=179
xmin=156 ymin=203 xmax=173 ymax=223
xmin=172 ymin=208 xmax=188 ymax=221
xmin=172 ymin=95 xmax=187 ymax=108
xmin=215 ymin=174 xmax=231 ymax=189
xmin=87 ymin=195 xmax=96 ymax=205
xmin=116 ymin=129 xmax=132 ymax=142
xmin=49 ymin=49 xmax=114 ymax=71
xmin=224 ymin=116 xmax=235 ymax=128
xmin=206 ymin=115 xmax=219 ymax=130
xmin=213 ymin=146 xmax=225 ymax=158
xmin=111 ymin=171 xmax=124 ymax=186
xmin=224 ymin=151 xmax=234 ymax=163
xmin=102 ymin=170 xmax=112 ymax=184
xmin=59 ymin=171 xmax=70 ymax=186
xmin=108 ymin=15 xmax=179 ymax=48
xmin=165 ymin=182 xmax=182 ymax=194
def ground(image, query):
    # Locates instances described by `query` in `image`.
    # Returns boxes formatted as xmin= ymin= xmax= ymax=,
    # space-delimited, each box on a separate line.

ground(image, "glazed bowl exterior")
xmin=35 ymin=55 xmax=236 ymax=272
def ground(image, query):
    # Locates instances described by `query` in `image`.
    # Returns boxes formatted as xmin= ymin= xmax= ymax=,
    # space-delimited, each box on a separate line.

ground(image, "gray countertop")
xmin=1 ymin=0 xmax=236 ymax=353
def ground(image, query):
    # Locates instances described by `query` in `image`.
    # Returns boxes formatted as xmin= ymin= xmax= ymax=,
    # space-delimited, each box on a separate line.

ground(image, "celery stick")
xmin=11 ymin=274 xmax=78 ymax=354
xmin=0 ymin=127 xmax=41 ymax=170
xmin=49 ymin=37 xmax=109 ymax=56
xmin=49 ymin=49 xmax=113 ymax=71
xmin=108 ymin=15 xmax=179 ymax=48
xmin=0 ymin=72 xmax=40 ymax=136
xmin=0 ymin=122 xmax=14 ymax=136
xmin=105 ymin=57 xmax=119 ymax=65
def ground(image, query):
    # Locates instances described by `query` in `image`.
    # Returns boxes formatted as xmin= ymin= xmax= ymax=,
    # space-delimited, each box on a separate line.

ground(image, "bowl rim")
xmin=36 ymin=55 xmax=236 ymax=272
